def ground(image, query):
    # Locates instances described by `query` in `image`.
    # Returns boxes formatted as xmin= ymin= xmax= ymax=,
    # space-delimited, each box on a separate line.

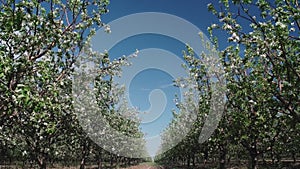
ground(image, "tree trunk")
xmin=121 ymin=157 xmax=125 ymax=165
xmin=116 ymin=156 xmax=119 ymax=168
xmin=203 ymin=149 xmax=208 ymax=167
xmin=187 ymin=154 xmax=191 ymax=168
xmin=249 ymin=153 xmax=258 ymax=169
xmin=80 ymin=143 xmax=89 ymax=169
xmin=270 ymin=146 xmax=275 ymax=165
xmin=110 ymin=153 xmax=114 ymax=167
xmin=97 ymin=160 xmax=102 ymax=169
xmin=192 ymin=153 xmax=195 ymax=167
xmin=219 ymin=144 xmax=227 ymax=169
xmin=80 ymin=156 xmax=86 ymax=169
xmin=292 ymin=152 xmax=296 ymax=163
xmin=261 ymin=152 xmax=266 ymax=165
xmin=127 ymin=158 xmax=131 ymax=166
xmin=95 ymin=150 xmax=102 ymax=169
xmin=37 ymin=156 xmax=47 ymax=169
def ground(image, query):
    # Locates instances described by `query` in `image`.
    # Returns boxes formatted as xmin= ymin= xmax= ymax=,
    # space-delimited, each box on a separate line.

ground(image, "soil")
xmin=122 ymin=163 xmax=164 ymax=169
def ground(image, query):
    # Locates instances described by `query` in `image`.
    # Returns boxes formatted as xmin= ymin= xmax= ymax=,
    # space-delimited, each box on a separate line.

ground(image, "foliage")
xmin=0 ymin=0 xmax=147 ymax=168
xmin=156 ymin=1 xmax=300 ymax=169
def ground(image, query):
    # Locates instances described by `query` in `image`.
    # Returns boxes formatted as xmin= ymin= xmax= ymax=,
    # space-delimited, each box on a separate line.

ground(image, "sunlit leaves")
xmin=0 ymin=0 xmax=114 ymax=168
xmin=156 ymin=0 xmax=300 ymax=168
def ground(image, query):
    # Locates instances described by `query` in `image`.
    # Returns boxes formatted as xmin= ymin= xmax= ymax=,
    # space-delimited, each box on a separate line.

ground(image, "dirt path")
xmin=122 ymin=163 xmax=164 ymax=169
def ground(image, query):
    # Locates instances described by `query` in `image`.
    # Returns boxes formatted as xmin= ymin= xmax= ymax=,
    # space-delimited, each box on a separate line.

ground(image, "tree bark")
xmin=110 ymin=153 xmax=114 ymax=167
xmin=203 ymin=148 xmax=208 ymax=167
xmin=80 ymin=142 xmax=89 ymax=169
xmin=219 ymin=144 xmax=227 ymax=169
xmin=37 ymin=156 xmax=47 ymax=169
xmin=249 ymin=151 xmax=258 ymax=169
xmin=97 ymin=153 xmax=102 ymax=169
xmin=80 ymin=156 xmax=86 ymax=169
xmin=292 ymin=152 xmax=296 ymax=163
xmin=192 ymin=153 xmax=195 ymax=167
xmin=187 ymin=154 xmax=191 ymax=168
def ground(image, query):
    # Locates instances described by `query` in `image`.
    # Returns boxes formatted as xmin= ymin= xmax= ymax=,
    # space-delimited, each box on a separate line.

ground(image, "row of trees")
xmin=0 ymin=0 xmax=147 ymax=168
xmin=156 ymin=1 xmax=300 ymax=169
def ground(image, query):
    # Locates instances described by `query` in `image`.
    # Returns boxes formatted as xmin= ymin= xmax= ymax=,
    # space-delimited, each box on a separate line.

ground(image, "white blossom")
xmin=104 ymin=24 xmax=111 ymax=33
xmin=229 ymin=32 xmax=240 ymax=42
xmin=224 ymin=24 xmax=233 ymax=30
xmin=249 ymin=100 xmax=257 ymax=105
xmin=275 ymin=21 xmax=286 ymax=29
xmin=211 ymin=24 xmax=218 ymax=28
xmin=290 ymin=27 xmax=295 ymax=32
xmin=22 ymin=151 xmax=28 ymax=156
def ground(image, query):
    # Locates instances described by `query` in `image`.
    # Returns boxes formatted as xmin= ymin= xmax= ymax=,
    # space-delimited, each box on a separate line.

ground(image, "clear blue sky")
xmin=91 ymin=0 xmax=227 ymax=157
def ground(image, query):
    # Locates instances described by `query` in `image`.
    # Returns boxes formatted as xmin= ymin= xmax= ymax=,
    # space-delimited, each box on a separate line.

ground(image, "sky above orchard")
xmin=91 ymin=0 xmax=227 ymax=157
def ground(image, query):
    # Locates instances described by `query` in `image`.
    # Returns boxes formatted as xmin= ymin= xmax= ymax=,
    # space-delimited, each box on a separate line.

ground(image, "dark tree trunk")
xmin=192 ymin=153 xmax=195 ymax=167
xmin=110 ymin=153 xmax=114 ymax=167
xmin=203 ymin=149 xmax=208 ymax=167
xmin=219 ymin=144 xmax=227 ymax=169
xmin=121 ymin=157 xmax=125 ymax=166
xmin=187 ymin=154 xmax=191 ymax=168
xmin=37 ymin=156 xmax=47 ymax=169
xmin=292 ymin=152 xmax=296 ymax=163
xmin=95 ymin=150 xmax=102 ymax=169
xmin=39 ymin=162 xmax=46 ymax=169
xmin=262 ymin=152 xmax=267 ymax=166
xmin=249 ymin=151 xmax=258 ymax=169
xmin=80 ymin=142 xmax=89 ymax=169
xmin=80 ymin=157 xmax=86 ymax=169
xmin=116 ymin=156 xmax=119 ymax=168
xmin=127 ymin=158 xmax=131 ymax=166
xmin=97 ymin=156 xmax=102 ymax=169
xmin=270 ymin=146 xmax=275 ymax=165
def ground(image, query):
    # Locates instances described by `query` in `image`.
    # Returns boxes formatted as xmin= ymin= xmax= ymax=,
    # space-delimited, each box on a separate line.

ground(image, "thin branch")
xmin=288 ymin=35 xmax=300 ymax=41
